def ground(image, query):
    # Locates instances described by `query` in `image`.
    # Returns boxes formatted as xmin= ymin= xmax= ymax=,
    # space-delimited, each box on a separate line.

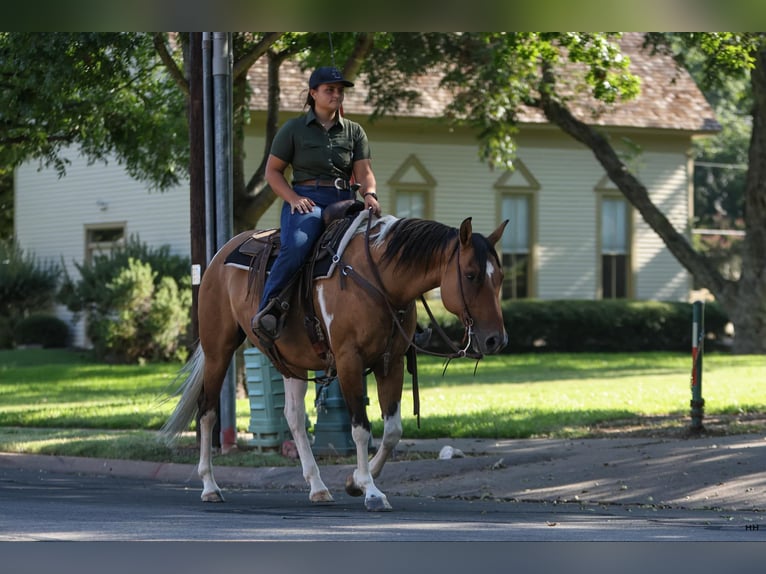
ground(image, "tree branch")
xmin=153 ymin=32 xmax=189 ymax=98
xmin=233 ymin=32 xmax=282 ymax=80
xmin=342 ymin=33 xmax=375 ymax=81
xmin=537 ymin=67 xmax=733 ymax=301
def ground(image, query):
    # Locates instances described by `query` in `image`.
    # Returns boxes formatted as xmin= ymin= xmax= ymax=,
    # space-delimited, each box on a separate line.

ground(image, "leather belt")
xmin=295 ymin=178 xmax=353 ymax=190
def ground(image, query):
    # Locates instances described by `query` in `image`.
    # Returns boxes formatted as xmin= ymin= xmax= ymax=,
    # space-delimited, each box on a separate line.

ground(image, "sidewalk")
xmin=2 ymin=433 xmax=766 ymax=511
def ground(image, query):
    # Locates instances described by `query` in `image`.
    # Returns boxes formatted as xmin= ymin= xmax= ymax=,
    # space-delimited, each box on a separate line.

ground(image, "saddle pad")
xmin=223 ymin=229 xmax=278 ymax=270
xmin=313 ymin=211 xmax=401 ymax=279
xmin=315 ymin=209 xmax=371 ymax=280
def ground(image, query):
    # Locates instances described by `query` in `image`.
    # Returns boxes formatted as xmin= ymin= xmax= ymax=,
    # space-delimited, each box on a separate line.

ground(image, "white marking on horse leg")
xmin=316 ymin=285 xmax=334 ymax=346
xmin=283 ymin=376 xmax=333 ymax=502
xmin=198 ymin=409 xmax=224 ymax=502
xmin=350 ymin=425 xmax=392 ymax=512
xmin=369 ymin=404 xmax=402 ymax=478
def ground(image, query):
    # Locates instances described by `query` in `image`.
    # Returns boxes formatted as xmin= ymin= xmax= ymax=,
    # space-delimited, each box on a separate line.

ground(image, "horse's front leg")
xmin=338 ymin=362 xmax=393 ymax=512
xmin=283 ymin=376 xmax=333 ymax=502
xmin=345 ymin=422 xmax=392 ymax=512
xmin=368 ymin=402 xmax=402 ymax=479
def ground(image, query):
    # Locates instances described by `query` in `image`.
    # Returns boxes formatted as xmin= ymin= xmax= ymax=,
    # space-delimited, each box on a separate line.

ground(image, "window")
xmin=85 ymin=225 xmax=126 ymax=263
xmin=395 ymin=190 xmax=426 ymax=218
xmin=500 ymin=195 xmax=531 ymax=299
xmin=600 ymin=197 xmax=629 ymax=298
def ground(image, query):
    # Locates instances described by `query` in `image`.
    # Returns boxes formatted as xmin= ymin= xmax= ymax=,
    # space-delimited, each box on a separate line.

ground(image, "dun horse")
xmin=162 ymin=210 xmax=508 ymax=511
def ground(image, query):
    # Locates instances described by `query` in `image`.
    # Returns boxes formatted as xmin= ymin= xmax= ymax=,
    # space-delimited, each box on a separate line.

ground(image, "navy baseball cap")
xmin=309 ymin=66 xmax=354 ymax=89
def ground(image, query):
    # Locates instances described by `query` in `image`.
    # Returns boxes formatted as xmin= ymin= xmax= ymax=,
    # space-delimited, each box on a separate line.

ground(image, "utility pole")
xmin=188 ymin=32 xmax=205 ymax=344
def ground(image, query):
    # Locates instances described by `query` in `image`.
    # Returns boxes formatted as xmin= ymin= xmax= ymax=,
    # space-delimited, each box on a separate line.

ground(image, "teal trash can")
xmin=244 ymin=347 xmax=292 ymax=453
xmin=312 ymin=373 xmax=371 ymax=456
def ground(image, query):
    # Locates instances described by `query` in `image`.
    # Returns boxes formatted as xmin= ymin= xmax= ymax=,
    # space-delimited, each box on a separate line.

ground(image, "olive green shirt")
xmin=270 ymin=108 xmax=372 ymax=183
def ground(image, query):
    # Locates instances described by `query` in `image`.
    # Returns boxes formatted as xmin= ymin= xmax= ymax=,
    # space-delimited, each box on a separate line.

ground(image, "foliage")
xmin=0 ymin=170 xmax=12 ymax=241
xmin=0 ymin=32 xmax=188 ymax=189
xmin=15 ymin=314 xmax=70 ymax=348
xmin=0 ymin=240 xmax=60 ymax=348
xmin=420 ymin=299 xmax=730 ymax=354
xmin=85 ymin=259 xmax=190 ymax=363
xmin=58 ymin=237 xmax=191 ymax=362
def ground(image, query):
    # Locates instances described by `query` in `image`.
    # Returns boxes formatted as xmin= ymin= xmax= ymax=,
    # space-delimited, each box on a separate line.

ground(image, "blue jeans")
xmin=258 ymin=185 xmax=355 ymax=312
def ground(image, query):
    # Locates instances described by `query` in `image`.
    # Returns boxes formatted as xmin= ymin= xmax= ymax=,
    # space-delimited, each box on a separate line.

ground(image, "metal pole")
xmin=690 ymin=300 xmax=705 ymax=433
xmin=212 ymin=32 xmax=237 ymax=452
xmin=201 ymin=33 xmax=216 ymax=265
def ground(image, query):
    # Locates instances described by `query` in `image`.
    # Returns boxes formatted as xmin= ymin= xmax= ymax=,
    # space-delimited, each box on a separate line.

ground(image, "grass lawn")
xmin=0 ymin=348 xmax=764 ymax=464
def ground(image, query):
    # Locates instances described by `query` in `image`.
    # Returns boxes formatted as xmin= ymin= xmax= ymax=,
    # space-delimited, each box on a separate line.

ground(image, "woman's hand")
xmin=289 ymin=196 xmax=316 ymax=214
xmin=364 ymin=193 xmax=381 ymax=217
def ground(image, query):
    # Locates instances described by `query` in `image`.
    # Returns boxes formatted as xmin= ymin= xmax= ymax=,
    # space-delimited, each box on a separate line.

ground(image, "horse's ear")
xmin=487 ymin=219 xmax=509 ymax=247
xmin=459 ymin=217 xmax=473 ymax=247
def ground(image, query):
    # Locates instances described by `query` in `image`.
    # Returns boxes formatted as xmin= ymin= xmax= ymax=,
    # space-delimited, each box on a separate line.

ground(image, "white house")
xmin=14 ymin=34 xmax=718 ymax=347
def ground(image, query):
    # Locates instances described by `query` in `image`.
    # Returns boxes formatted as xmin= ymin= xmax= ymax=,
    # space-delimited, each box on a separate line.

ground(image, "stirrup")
xmin=252 ymin=298 xmax=287 ymax=341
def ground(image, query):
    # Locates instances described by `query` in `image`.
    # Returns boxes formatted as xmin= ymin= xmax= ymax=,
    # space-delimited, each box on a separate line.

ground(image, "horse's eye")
xmin=465 ymin=273 xmax=476 ymax=282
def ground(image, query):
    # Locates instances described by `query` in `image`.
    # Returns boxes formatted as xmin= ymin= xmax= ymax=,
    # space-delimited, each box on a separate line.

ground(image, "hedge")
xmin=418 ymin=299 xmax=730 ymax=354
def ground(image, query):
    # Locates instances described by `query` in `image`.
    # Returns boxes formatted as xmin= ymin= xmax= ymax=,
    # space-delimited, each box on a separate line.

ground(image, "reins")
xmin=359 ymin=209 xmax=485 ymax=363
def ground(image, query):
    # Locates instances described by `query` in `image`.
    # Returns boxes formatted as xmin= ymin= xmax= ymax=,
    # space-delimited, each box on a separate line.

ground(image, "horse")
xmin=161 ymin=209 xmax=508 ymax=511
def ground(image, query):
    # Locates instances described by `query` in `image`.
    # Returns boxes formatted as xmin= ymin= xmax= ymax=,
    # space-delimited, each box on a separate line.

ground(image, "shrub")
xmin=15 ymin=314 xmax=71 ymax=348
xmin=59 ymin=237 xmax=192 ymax=363
xmin=0 ymin=315 xmax=13 ymax=349
xmin=0 ymin=240 xmax=60 ymax=321
xmin=418 ymin=299 xmax=730 ymax=354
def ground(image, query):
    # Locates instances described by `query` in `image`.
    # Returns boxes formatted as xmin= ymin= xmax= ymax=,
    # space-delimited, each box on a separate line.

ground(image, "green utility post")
xmin=690 ymin=300 xmax=705 ymax=434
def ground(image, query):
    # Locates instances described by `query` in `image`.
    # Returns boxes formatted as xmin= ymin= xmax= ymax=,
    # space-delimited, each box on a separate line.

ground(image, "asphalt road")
xmin=1 ymin=464 xmax=763 ymax=543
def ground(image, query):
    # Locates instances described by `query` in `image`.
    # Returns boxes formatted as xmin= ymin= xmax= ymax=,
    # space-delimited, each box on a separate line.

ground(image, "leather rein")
xmin=340 ymin=209 xmax=485 ymax=363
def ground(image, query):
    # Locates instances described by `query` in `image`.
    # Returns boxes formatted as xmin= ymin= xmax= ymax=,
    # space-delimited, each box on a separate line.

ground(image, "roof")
xmin=246 ymin=33 xmax=719 ymax=134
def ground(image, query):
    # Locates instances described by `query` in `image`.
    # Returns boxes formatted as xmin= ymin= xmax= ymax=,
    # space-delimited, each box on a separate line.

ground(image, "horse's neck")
xmin=376 ymin=246 xmax=449 ymax=307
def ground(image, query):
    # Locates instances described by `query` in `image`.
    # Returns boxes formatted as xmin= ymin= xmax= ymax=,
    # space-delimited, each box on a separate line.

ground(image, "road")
xmin=1 ymin=465 xmax=763 ymax=542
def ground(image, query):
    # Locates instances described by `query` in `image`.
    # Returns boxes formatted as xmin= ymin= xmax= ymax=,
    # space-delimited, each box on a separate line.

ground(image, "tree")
xmin=0 ymin=33 xmax=188 ymax=190
xmin=446 ymin=32 xmax=765 ymax=353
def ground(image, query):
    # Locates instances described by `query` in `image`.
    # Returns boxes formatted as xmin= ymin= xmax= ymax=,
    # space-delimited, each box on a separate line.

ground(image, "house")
xmin=14 ymin=33 xmax=718 ymax=347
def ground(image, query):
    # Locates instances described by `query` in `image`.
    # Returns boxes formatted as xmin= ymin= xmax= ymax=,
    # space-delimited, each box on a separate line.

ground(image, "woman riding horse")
xmin=252 ymin=65 xmax=381 ymax=341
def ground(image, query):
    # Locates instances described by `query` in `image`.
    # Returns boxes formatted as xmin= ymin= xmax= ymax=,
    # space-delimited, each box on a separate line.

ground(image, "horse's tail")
xmin=159 ymin=344 xmax=205 ymax=444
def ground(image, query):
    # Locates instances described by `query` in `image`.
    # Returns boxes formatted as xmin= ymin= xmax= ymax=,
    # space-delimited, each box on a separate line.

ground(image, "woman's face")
xmin=311 ymin=82 xmax=345 ymax=112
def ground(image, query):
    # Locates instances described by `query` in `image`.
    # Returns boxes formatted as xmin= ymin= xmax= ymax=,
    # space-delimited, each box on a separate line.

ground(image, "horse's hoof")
xmin=201 ymin=490 xmax=225 ymax=503
xmin=365 ymin=494 xmax=392 ymax=512
xmin=310 ymin=490 xmax=335 ymax=503
xmin=344 ymin=474 xmax=363 ymax=497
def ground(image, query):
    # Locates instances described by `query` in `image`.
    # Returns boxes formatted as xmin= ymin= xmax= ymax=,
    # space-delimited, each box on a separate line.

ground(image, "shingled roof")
xmin=246 ymin=33 xmax=719 ymax=133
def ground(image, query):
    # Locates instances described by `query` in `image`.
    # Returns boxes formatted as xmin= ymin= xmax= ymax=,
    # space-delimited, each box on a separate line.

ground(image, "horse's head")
xmin=440 ymin=217 xmax=509 ymax=355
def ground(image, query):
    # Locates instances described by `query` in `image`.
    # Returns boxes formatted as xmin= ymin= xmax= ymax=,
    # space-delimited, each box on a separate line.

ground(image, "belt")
xmin=295 ymin=178 xmax=355 ymax=191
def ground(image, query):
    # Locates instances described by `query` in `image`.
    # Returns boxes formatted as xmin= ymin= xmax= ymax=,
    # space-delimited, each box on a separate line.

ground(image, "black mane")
xmin=380 ymin=218 xmax=498 ymax=280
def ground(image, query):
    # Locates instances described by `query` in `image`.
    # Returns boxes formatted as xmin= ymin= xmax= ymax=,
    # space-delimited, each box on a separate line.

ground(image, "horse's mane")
xmin=371 ymin=217 xmax=497 ymax=280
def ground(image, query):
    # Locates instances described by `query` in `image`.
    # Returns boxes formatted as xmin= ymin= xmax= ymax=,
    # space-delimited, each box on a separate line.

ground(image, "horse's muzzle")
xmin=479 ymin=330 xmax=508 ymax=355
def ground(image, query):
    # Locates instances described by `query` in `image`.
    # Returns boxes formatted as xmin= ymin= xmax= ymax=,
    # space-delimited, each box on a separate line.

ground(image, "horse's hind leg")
xmin=283 ymin=376 xmax=333 ymax=503
xmin=197 ymin=351 xmax=237 ymax=503
xmin=198 ymin=407 xmax=224 ymax=502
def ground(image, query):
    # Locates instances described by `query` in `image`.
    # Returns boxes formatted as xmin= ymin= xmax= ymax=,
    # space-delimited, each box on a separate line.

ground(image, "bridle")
xmin=357 ymin=210 xmax=485 ymax=362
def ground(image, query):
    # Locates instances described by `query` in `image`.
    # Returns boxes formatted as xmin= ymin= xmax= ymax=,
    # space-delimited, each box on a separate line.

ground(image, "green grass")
xmin=0 ymin=348 xmax=764 ymax=462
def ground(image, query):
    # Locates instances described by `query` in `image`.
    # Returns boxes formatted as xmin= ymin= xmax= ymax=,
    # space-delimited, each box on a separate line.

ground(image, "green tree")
xmin=0 ymin=33 xmax=188 ymax=189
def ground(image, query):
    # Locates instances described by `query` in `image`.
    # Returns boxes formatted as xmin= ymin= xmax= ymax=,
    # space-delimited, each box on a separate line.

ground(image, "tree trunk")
xmin=729 ymin=47 xmax=766 ymax=353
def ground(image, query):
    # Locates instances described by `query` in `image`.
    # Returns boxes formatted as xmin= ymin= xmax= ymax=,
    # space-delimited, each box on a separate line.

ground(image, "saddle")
xmin=224 ymin=200 xmax=366 ymax=375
